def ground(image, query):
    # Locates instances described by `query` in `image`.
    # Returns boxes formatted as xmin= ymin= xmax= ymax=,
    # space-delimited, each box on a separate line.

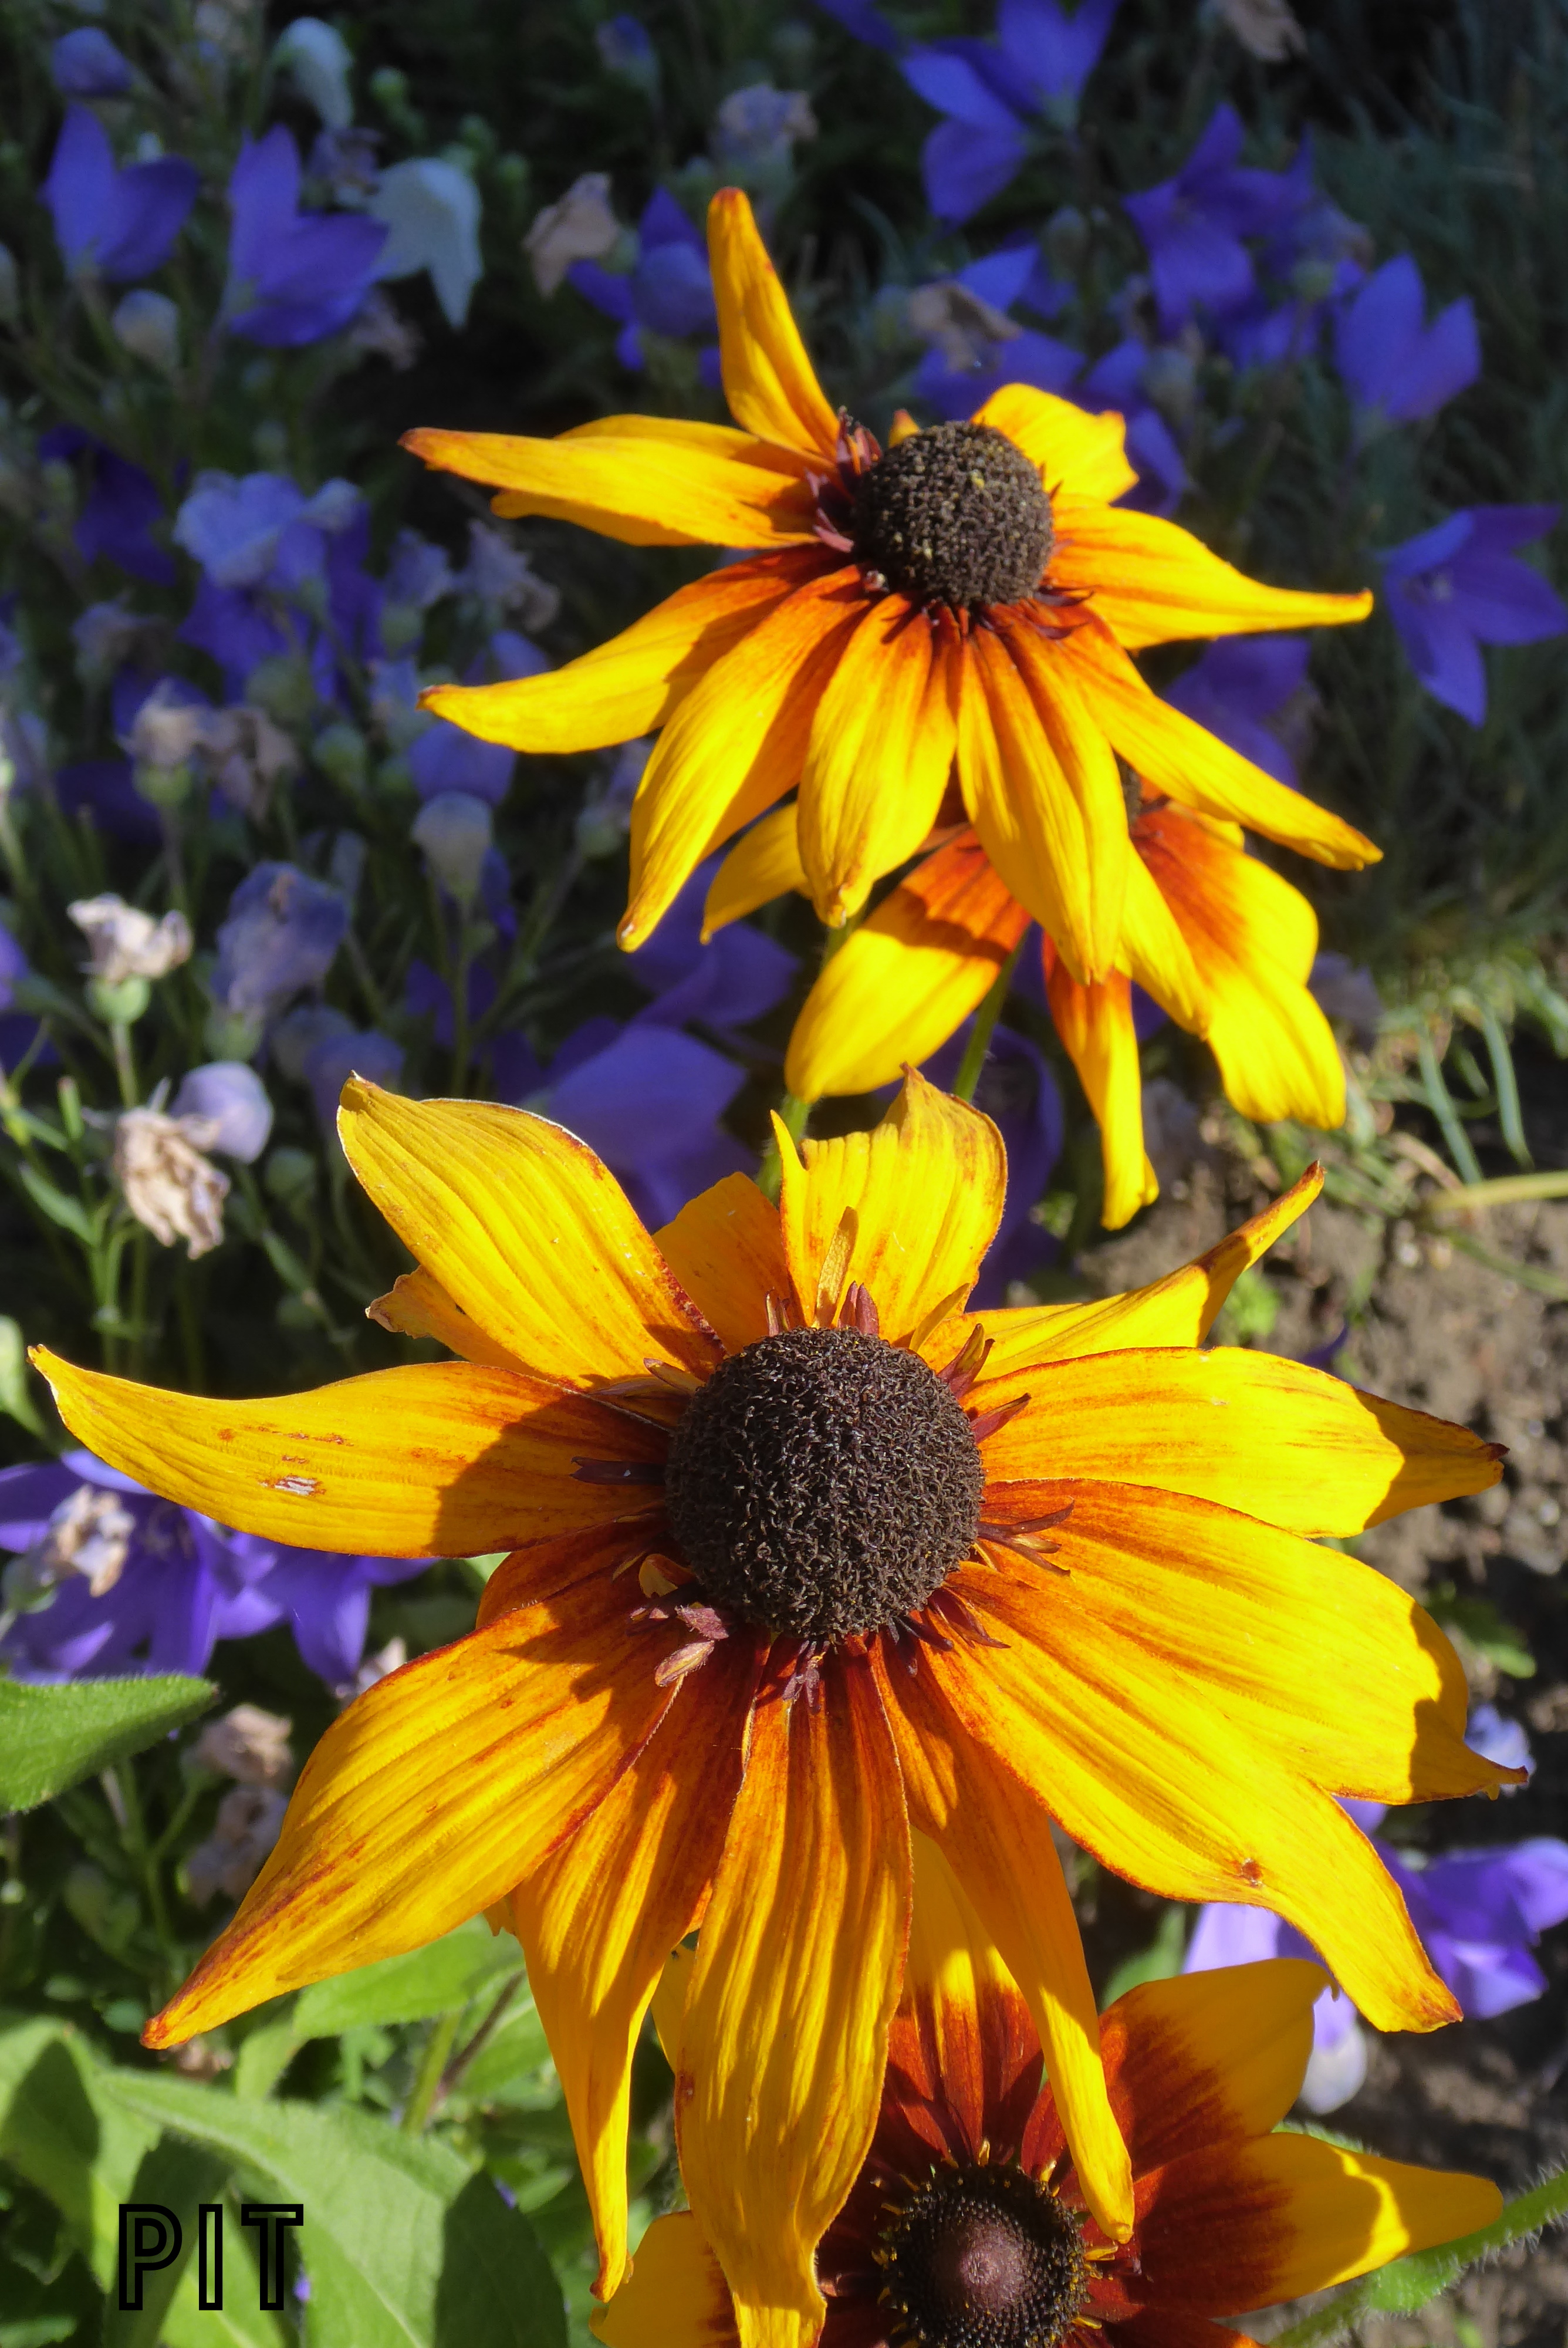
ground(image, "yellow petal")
xmin=702 ymin=804 xmax=808 ymax=935
xmin=1118 ymin=840 xmax=1211 ymax=1034
xmin=796 ymin=599 xmax=957 ymax=926
xmin=621 ymin=568 xmax=867 ymax=948
xmin=511 ymin=1637 xmax=758 ymax=2298
xmin=655 ymin=1173 xmax=791 ymax=1355
xmin=1102 ymin=1959 xmax=1324 ymax=2170
xmin=593 ymin=2214 xmax=738 ymax=2348
xmin=708 ymin=188 xmax=840 ymax=461
xmin=366 ymin=1264 xmax=528 ymax=1373
xmin=978 ymin=1345 xmax=1504 ymax=1533
xmin=878 ymin=1644 xmax=1133 ymax=2241
xmin=33 ymin=1351 xmax=655 ymax=1554
xmin=1041 ymin=950 xmax=1158 ymax=1231
xmin=1065 ymin=616 xmax=1380 ymax=871
xmin=930 ymin=1165 xmax=1323 ymax=1378
xmin=1137 ymin=807 xmax=1346 ymax=1128
xmin=145 ymin=1546 xmax=673 ymax=2045
xmin=972 ymin=385 xmax=1137 ymax=503
xmin=675 ymin=1655 xmax=910 ymax=2348
xmin=339 ymin=1082 xmax=720 ymax=1389
xmin=959 ymin=630 xmax=1099 ymax=981
xmin=1136 ymin=2132 xmax=1501 ymax=2307
xmin=420 ymin=555 xmax=819 ymax=755
xmin=401 ymin=423 xmax=813 ymax=549
xmin=998 ymin=613 xmax=1129 ymax=976
xmin=785 ymin=833 xmax=1029 ymax=1100
xmin=901 ymin=1833 xmax=1039 ymax=2158
xmin=775 ymin=1068 xmax=1005 ymax=1340
xmin=1047 ymin=500 xmax=1374 ymax=651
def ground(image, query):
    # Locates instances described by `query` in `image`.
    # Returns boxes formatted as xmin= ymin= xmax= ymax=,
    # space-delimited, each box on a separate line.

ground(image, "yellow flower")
xmin=401 ymin=190 xmax=1376 ymax=969
xmin=597 ymin=1844 xmax=1502 ymax=2348
xmin=34 ymin=1075 xmax=1516 ymax=2348
xmin=736 ymin=793 xmax=1340 ymax=1230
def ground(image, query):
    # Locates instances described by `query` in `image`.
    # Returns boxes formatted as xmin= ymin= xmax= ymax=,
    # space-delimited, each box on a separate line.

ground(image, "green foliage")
xmin=0 ymin=1676 xmax=215 ymax=1811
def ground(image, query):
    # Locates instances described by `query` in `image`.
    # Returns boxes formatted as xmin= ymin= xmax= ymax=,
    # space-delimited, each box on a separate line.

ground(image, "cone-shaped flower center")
xmin=851 ymin=421 xmax=1055 ymax=611
xmin=664 ymin=1326 xmax=983 ymax=1642
xmin=876 ymin=2163 xmax=1089 ymax=2348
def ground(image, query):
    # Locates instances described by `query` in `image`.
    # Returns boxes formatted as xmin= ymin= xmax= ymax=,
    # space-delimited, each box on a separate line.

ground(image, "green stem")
xmin=435 ymin=1976 xmax=522 ymax=2110
xmin=951 ymin=944 xmax=1022 ymax=1105
xmin=400 ymin=2008 xmax=465 ymax=2134
xmin=756 ymin=1090 xmax=812 ymax=1205
xmin=107 ymin=1763 xmax=180 ymax=1993
xmin=1416 ymin=1025 xmax=1484 ymax=1186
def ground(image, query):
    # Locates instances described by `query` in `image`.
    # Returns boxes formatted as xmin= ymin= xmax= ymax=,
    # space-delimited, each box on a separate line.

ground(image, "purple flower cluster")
xmin=1378 ymin=505 xmax=1566 ymax=726
xmin=569 ymin=190 xmax=719 ymax=380
xmin=903 ymin=0 xmax=1120 ymax=222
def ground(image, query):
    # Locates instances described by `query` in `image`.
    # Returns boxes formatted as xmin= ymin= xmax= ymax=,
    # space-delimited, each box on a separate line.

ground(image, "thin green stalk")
xmin=951 ymin=943 xmax=1023 ymax=1105
xmin=1477 ymin=1003 xmax=1530 ymax=1168
xmin=401 ymin=2008 xmax=465 ymax=2134
xmin=434 ymin=1976 xmax=523 ymax=2113
xmin=1415 ymin=1026 xmax=1484 ymax=1186
xmin=106 ymin=1763 xmax=180 ymax=1993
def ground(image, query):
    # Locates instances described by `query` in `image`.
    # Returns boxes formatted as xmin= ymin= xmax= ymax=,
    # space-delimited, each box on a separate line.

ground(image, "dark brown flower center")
xmin=877 ymin=2163 xmax=1088 ymax=2348
xmin=851 ymin=421 xmax=1055 ymax=611
xmin=663 ymin=1325 xmax=982 ymax=1643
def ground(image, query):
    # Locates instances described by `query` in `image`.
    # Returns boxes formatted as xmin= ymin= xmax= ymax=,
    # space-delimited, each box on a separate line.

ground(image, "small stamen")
xmin=965 ymin=1392 xmax=1030 ymax=1443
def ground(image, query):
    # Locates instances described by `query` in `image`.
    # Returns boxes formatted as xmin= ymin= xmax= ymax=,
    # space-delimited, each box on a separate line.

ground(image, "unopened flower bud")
xmin=1043 ymin=205 xmax=1089 ymax=275
xmin=171 ymin=1062 xmax=274 ymax=1162
xmin=86 ymin=974 xmax=152 ymax=1027
xmin=412 ymin=790 xmax=491 ymax=907
xmin=314 ymin=722 xmax=369 ymax=794
xmin=111 ymin=289 xmax=181 ymax=374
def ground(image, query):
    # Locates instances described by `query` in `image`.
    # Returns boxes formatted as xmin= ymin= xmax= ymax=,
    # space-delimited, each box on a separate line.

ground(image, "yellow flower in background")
xmin=597 ymin=1844 xmax=1502 ymax=2348
xmin=402 ymin=188 xmax=1376 ymax=969
xmin=35 ymin=1076 xmax=1516 ymax=2347
xmin=733 ymin=791 xmax=1341 ymax=1230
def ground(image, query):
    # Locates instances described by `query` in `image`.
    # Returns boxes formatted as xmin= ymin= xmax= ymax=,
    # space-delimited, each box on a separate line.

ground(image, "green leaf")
xmin=100 ymin=2071 xmax=567 ymax=2348
xmin=0 ymin=1320 xmax=46 ymax=1438
xmin=0 ymin=2013 xmax=161 ymax=2290
xmin=1424 ymin=1584 xmax=1536 ymax=1678
xmin=13 ymin=1163 xmax=99 ymax=1248
xmin=292 ymin=1919 xmax=524 ymax=2041
xmin=159 ymin=2220 xmax=288 ymax=2348
xmin=1098 ymin=1905 xmax=1187 ymax=2008
xmin=101 ymin=2134 xmax=229 ymax=2348
xmin=0 ymin=1676 xmax=216 ymax=1811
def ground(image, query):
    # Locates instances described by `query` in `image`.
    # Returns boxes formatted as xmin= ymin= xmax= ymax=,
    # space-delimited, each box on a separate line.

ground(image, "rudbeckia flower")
xmin=34 ymin=1075 xmax=1516 ymax=2345
xmin=401 ymin=190 xmax=1376 ymax=975
xmin=597 ymin=1844 xmax=1502 ymax=2348
xmin=725 ymin=791 xmax=1341 ymax=1229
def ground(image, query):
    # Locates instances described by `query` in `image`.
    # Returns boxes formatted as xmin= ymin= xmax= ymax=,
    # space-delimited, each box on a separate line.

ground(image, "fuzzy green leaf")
xmin=0 ymin=1676 xmax=215 ymax=1811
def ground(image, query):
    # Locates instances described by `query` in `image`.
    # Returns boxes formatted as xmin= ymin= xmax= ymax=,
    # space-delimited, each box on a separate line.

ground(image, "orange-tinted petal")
xmin=708 ymin=189 xmax=840 ymax=462
xmin=339 ymin=1082 xmax=720 ymax=1389
xmin=1064 ymin=616 xmax=1380 ymax=870
xmin=1118 ymin=841 xmax=1210 ymax=1034
xmin=784 ymin=833 xmax=1029 ymax=1100
xmin=675 ymin=1655 xmax=911 ymax=2348
xmin=33 ymin=1351 xmax=655 ymax=1555
xmin=978 ymin=1346 xmax=1503 ymax=1533
xmin=703 ymin=804 xmax=807 ymax=934
xmin=1042 ymin=945 xmax=1157 ymax=1232
xmin=621 ymin=568 xmax=867 ymax=947
xmin=797 ymin=599 xmax=956 ymax=926
xmin=1136 ymin=2132 xmax=1501 ymax=2310
xmin=1100 ymin=1960 xmax=1323 ymax=2172
xmin=401 ymin=421 xmax=814 ymax=549
xmin=1136 ymin=806 xmax=1346 ymax=1128
xmin=972 ymin=386 xmax=1137 ymax=503
xmin=876 ymin=1637 xmax=1133 ymax=2241
xmin=420 ymin=554 xmax=820 ymax=755
xmin=511 ymin=1635 xmax=761 ymax=2298
xmin=775 ymin=1068 xmax=1005 ymax=1340
xmin=898 ymin=1833 xmax=1042 ymax=2166
xmin=592 ymin=2214 xmax=739 ymax=2348
xmin=1047 ymin=500 xmax=1373 ymax=651
xmin=996 ymin=613 xmax=1128 ymax=975
xmin=366 ymin=1264 xmax=529 ymax=1373
xmin=654 ymin=1173 xmax=790 ymax=1355
xmin=145 ymin=1559 xmax=674 ymax=2046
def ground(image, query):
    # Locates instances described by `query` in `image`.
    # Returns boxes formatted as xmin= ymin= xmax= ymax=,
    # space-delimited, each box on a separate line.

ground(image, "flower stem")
xmin=951 ymin=944 xmax=1022 ymax=1105
xmin=400 ymin=2008 xmax=465 ymax=2134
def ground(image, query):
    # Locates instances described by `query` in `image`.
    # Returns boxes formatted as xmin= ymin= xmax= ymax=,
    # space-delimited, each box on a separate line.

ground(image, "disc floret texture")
xmin=664 ymin=1324 xmax=984 ymax=1641
xmin=850 ymin=421 xmax=1056 ymax=611
xmin=877 ymin=2161 xmax=1087 ymax=2348
xmin=32 ymin=1075 xmax=1520 ymax=2348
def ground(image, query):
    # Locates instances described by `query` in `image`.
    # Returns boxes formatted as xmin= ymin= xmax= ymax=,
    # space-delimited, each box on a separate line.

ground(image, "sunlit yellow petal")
xmin=367 ymin=1264 xmax=529 ymax=1374
xmin=785 ymin=833 xmax=1029 ymax=1100
xmin=708 ymin=188 xmax=839 ymax=461
xmin=401 ymin=423 xmax=814 ymax=549
xmin=1118 ymin=841 xmax=1211 ymax=1034
xmin=421 ymin=555 xmax=820 ymax=755
xmin=959 ymin=630 xmax=1101 ymax=981
xmin=621 ymin=568 xmax=866 ymax=947
xmin=1102 ymin=1959 xmax=1324 ymax=2171
xmin=1041 ymin=949 xmax=1157 ymax=1230
xmin=593 ymin=2214 xmax=738 ymax=2348
xmin=675 ymin=1656 xmax=910 ymax=2348
xmin=33 ymin=1351 xmax=654 ymax=1555
xmin=338 ymin=1082 xmax=719 ymax=1388
xmin=145 ymin=1552 xmax=673 ymax=2046
xmin=998 ymin=613 xmax=1128 ymax=975
xmin=900 ymin=1834 xmax=1039 ymax=2162
xmin=972 ymin=385 xmax=1137 ymax=503
xmin=1049 ymin=500 xmax=1373 ymax=651
xmin=776 ymin=1068 xmax=1005 ymax=1340
xmin=655 ymin=1173 xmax=792 ymax=1355
xmin=702 ymin=804 xmax=807 ymax=935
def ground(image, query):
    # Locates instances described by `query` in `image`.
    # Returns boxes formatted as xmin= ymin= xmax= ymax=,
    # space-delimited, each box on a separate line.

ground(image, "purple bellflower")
xmin=1377 ymin=505 xmax=1566 ymax=726
xmin=1186 ymin=1708 xmax=1568 ymax=2113
xmin=42 ymin=106 xmax=198 ymax=284
xmin=1163 ymin=635 xmax=1311 ymax=784
xmin=0 ymin=1451 xmax=425 ymax=1686
xmin=1074 ymin=339 xmax=1188 ymax=513
xmin=569 ymin=190 xmax=719 ymax=379
xmin=1124 ymin=106 xmax=1299 ymax=336
xmin=407 ymin=631 xmax=549 ymax=805
xmin=904 ymin=0 xmax=1119 ymax=224
xmin=1334 ymin=255 xmax=1479 ymax=437
xmin=209 ymin=863 xmax=349 ymax=1025
xmin=910 ymin=242 xmax=1080 ymax=421
xmin=812 ymin=0 xmax=903 ymax=53
xmin=225 ymin=127 xmax=386 ymax=346
xmin=170 ymin=1062 xmax=275 ymax=1162
xmin=38 ymin=428 xmax=177 ymax=586
xmin=0 ymin=922 xmax=54 ymax=1071
xmin=50 ymin=28 xmax=134 ymax=99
